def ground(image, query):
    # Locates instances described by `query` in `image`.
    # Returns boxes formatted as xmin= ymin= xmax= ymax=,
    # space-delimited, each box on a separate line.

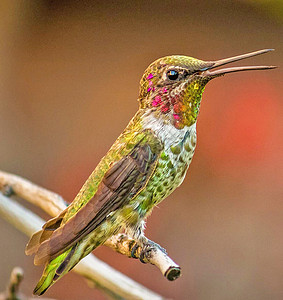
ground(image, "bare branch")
xmin=0 ymin=267 xmax=58 ymax=300
xmin=0 ymin=170 xmax=181 ymax=297
xmin=0 ymin=267 xmax=26 ymax=300
xmin=0 ymin=192 xmax=163 ymax=299
xmin=0 ymin=171 xmax=66 ymax=216
xmin=105 ymin=234 xmax=181 ymax=281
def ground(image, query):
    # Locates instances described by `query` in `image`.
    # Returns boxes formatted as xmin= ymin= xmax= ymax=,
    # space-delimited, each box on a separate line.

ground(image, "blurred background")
xmin=0 ymin=1 xmax=282 ymax=299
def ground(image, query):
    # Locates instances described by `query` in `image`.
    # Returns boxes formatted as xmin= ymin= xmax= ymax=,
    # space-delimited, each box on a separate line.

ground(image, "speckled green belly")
xmin=135 ymin=130 xmax=196 ymax=216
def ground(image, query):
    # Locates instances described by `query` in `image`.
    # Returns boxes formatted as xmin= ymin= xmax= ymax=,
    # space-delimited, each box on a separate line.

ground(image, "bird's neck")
xmin=140 ymin=109 xmax=196 ymax=149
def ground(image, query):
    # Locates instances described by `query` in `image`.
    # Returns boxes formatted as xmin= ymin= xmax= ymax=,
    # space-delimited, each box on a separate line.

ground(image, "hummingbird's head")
xmin=138 ymin=49 xmax=276 ymax=129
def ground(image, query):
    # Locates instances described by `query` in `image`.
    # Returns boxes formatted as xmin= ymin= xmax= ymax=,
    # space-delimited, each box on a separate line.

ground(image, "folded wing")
xmin=26 ymin=141 xmax=161 ymax=265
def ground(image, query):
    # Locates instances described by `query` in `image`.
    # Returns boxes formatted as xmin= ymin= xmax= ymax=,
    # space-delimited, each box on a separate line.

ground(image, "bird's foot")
xmin=130 ymin=238 xmax=167 ymax=264
xmin=130 ymin=243 xmax=140 ymax=259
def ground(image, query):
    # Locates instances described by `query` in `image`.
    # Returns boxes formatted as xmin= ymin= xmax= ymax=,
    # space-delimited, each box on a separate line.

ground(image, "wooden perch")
xmin=0 ymin=170 xmax=181 ymax=299
xmin=0 ymin=267 xmax=26 ymax=300
xmin=0 ymin=267 xmax=55 ymax=300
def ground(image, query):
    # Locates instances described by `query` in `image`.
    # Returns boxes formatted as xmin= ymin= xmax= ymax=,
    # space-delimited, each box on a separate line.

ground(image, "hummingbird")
xmin=26 ymin=49 xmax=275 ymax=295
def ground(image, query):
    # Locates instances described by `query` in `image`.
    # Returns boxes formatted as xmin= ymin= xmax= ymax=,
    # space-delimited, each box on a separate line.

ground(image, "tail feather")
xmin=33 ymin=247 xmax=74 ymax=295
xmin=31 ymin=222 xmax=110 ymax=295
xmin=25 ymin=229 xmax=50 ymax=257
xmin=26 ymin=211 xmax=67 ymax=264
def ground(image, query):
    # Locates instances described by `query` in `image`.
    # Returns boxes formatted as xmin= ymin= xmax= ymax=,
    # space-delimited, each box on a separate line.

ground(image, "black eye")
xmin=167 ymin=70 xmax=179 ymax=81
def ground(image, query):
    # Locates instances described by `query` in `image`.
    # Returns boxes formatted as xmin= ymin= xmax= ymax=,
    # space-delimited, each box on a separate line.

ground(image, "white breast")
xmin=141 ymin=112 xmax=196 ymax=150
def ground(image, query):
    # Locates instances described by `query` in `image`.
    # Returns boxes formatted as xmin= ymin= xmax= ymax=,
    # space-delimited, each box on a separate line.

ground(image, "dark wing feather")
xmin=33 ymin=142 xmax=160 ymax=265
xmin=25 ymin=210 xmax=67 ymax=256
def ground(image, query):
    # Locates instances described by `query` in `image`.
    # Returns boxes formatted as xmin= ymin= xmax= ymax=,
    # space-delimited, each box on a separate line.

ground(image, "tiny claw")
xmin=139 ymin=239 xmax=167 ymax=263
xmin=139 ymin=251 xmax=147 ymax=264
xmin=139 ymin=244 xmax=154 ymax=263
xmin=130 ymin=243 xmax=140 ymax=259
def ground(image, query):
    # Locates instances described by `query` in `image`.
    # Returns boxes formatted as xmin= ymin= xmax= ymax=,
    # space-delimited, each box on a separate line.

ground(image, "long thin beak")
xmin=203 ymin=49 xmax=277 ymax=77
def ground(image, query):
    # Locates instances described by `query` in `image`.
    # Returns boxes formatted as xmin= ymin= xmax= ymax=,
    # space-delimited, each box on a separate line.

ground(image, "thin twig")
xmin=0 ymin=192 xmax=163 ymax=300
xmin=0 ymin=170 xmax=181 ymax=280
xmin=0 ymin=267 xmax=55 ymax=300
xmin=2 ymin=267 xmax=25 ymax=300
xmin=0 ymin=170 xmax=181 ymax=298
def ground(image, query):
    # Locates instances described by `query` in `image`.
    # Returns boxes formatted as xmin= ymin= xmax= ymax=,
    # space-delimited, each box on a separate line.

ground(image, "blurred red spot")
xmin=220 ymin=84 xmax=277 ymax=160
xmin=198 ymin=76 xmax=280 ymax=170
